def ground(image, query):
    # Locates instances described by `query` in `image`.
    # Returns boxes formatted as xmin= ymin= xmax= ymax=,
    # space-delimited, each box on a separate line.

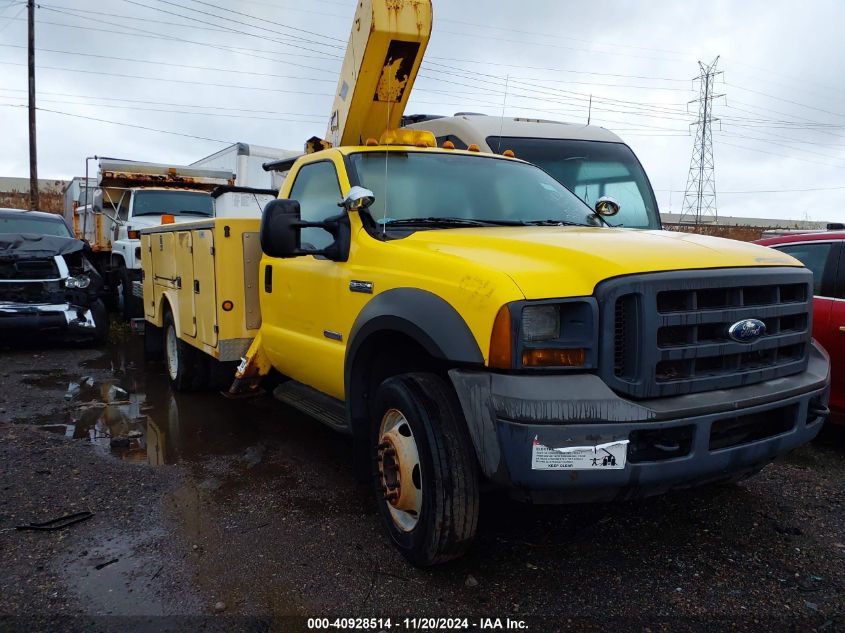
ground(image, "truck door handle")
xmin=264 ymin=265 xmax=272 ymax=293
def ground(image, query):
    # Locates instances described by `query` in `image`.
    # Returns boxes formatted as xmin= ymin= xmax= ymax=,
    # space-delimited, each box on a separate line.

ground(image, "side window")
xmin=435 ymin=134 xmax=468 ymax=150
xmin=834 ymin=242 xmax=845 ymax=299
xmin=774 ymin=242 xmax=836 ymax=296
xmin=288 ymin=161 xmax=342 ymax=250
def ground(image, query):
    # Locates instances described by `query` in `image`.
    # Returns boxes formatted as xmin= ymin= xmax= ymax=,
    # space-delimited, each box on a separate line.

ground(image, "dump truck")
xmin=64 ymin=158 xmax=234 ymax=319
xmin=140 ymin=0 xmax=830 ymax=566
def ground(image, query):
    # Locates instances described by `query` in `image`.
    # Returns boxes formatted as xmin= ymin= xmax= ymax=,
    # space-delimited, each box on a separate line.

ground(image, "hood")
xmin=397 ymin=227 xmax=801 ymax=299
xmin=0 ymin=234 xmax=85 ymax=261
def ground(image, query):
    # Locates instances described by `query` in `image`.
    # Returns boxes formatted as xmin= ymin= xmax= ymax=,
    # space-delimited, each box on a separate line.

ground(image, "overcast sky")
xmin=1 ymin=0 xmax=843 ymax=222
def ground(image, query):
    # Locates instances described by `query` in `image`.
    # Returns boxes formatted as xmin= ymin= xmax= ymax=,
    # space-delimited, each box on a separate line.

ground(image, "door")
xmin=260 ymin=158 xmax=349 ymax=399
xmin=828 ymin=243 xmax=845 ymax=417
xmin=176 ymin=231 xmax=196 ymax=338
xmin=773 ymin=241 xmax=842 ymax=415
xmin=192 ymin=229 xmax=218 ymax=347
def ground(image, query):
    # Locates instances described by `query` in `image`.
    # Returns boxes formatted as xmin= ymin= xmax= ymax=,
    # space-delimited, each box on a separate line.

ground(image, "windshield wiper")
xmin=516 ymin=219 xmax=590 ymax=227
xmin=178 ymin=210 xmax=212 ymax=216
xmin=381 ymin=217 xmax=516 ymax=228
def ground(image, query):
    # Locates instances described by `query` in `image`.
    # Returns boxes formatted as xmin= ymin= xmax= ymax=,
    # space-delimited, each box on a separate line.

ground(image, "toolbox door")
xmin=176 ymin=231 xmax=196 ymax=338
xmin=192 ymin=229 xmax=218 ymax=347
xmin=141 ymin=234 xmax=155 ymax=319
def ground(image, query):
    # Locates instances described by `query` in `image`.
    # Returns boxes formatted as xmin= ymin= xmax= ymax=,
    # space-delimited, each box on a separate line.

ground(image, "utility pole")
xmin=27 ymin=0 xmax=39 ymax=211
xmin=680 ymin=57 xmax=723 ymax=225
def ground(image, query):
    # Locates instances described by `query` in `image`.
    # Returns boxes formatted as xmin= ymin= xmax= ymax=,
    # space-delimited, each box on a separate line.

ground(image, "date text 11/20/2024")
xmin=307 ymin=617 xmax=529 ymax=630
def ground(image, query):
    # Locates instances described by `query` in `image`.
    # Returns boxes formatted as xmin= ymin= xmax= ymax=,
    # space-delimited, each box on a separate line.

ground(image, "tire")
xmin=144 ymin=321 xmax=164 ymax=362
xmin=163 ymin=310 xmax=205 ymax=392
xmin=370 ymin=373 xmax=479 ymax=566
xmin=118 ymin=265 xmax=142 ymax=321
xmin=89 ymin=299 xmax=110 ymax=345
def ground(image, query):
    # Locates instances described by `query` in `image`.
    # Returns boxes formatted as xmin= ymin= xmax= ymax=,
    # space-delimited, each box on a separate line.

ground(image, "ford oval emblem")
xmin=728 ymin=318 xmax=767 ymax=343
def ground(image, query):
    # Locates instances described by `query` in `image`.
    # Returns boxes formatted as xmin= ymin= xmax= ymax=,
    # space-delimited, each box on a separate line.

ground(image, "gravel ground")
xmin=0 ymin=335 xmax=843 ymax=632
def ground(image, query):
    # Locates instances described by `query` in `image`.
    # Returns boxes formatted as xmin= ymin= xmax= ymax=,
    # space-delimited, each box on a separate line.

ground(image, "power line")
xmin=1 ymin=103 xmax=233 ymax=143
xmin=0 ymin=43 xmax=338 ymax=83
xmin=726 ymin=82 xmax=845 ymax=121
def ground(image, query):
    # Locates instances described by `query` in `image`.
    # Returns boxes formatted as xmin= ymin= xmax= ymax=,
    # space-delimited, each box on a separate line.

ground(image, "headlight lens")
xmin=521 ymin=305 xmax=560 ymax=342
xmin=65 ymin=275 xmax=91 ymax=289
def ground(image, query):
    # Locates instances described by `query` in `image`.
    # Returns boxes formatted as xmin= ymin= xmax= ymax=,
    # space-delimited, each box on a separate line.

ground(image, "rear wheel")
xmin=164 ymin=310 xmax=203 ymax=391
xmin=144 ymin=321 xmax=164 ymax=361
xmin=371 ymin=373 xmax=479 ymax=566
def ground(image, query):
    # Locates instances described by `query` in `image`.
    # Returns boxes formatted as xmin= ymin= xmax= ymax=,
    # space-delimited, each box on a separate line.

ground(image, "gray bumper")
xmin=448 ymin=343 xmax=830 ymax=503
xmin=0 ymin=302 xmax=96 ymax=334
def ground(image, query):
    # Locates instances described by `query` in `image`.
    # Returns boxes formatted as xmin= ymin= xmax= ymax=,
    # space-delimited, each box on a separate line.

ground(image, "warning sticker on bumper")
xmin=531 ymin=436 xmax=629 ymax=471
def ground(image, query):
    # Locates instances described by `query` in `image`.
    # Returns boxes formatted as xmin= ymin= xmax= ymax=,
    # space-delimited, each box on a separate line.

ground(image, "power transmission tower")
xmin=27 ymin=0 xmax=39 ymax=210
xmin=680 ymin=57 xmax=723 ymax=224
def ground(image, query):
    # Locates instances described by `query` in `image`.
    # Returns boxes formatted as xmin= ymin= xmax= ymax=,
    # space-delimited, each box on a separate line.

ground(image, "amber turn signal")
xmin=502 ymin=149 xmax=515 ymax=158
xmin=222 ymin=300 xmax=234 ymax=312
xmin=522 ymin=348 xmax=586 ymax=368
xmin=127 ymin=230 xmax=140 ymax=239
xmin=441 ymin=140 xmax=455 ymax=150
xmin=161 ymin=214 xmax=175 ymax=225
xmin=488 ymin=305 xmax=513 ymax=369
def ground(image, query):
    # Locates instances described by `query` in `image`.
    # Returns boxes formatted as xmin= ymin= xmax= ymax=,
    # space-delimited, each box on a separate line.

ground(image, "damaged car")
xmin=0 ymin=208 xmax=108 ymax=344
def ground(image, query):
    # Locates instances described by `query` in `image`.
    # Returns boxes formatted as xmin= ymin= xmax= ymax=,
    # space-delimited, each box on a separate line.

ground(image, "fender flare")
xmin=345 ymin=288 xmax=484 ymax=380
xmin=344 ymin=288 xmax=484 ymax=448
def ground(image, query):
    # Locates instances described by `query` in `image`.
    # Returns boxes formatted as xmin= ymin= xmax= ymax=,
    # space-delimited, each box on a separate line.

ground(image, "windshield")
xmin=0 ymin=214 xmax=73 ymax=237
xmin=132 ymin=190 xmax=214 ymax=217
xmin=347 ymin=151 xmax=598 ymax=227
xmin=485 ymin=137 xmax=660 ymax=229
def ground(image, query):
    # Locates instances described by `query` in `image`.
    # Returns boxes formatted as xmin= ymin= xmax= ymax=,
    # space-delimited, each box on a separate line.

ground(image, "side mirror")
xmin=595 ymin=196 xmax=620 ymax=217
xmin=341 ymin=186 xmax=375 ymax=212
xmin=260 ymin=198 xmax=302 ymax=258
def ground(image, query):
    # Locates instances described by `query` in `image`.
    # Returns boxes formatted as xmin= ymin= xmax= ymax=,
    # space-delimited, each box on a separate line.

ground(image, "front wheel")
xmin=371 ymin=373 xmax=479 ymax=566
xmin=118 ymin=265 xmax=142 ymax=321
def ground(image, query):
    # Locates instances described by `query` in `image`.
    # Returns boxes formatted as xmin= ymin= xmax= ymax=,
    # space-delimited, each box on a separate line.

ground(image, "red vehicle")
xmin=756 ymin=232 xmax=844 ymax=424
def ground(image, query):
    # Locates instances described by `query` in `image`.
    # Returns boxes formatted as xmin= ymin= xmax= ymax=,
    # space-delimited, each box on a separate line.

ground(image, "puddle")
xmin=22 ymin=331 xmax=326 ymax=469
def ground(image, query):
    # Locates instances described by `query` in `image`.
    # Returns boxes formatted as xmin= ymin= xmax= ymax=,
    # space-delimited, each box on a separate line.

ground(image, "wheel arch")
xmin=344 ymin=289 xmax=484 ymax=474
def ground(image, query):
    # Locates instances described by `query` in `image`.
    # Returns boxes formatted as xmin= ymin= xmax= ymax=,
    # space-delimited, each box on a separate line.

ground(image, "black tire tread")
xmin=375 ymin=372 xmax=479 ymax=566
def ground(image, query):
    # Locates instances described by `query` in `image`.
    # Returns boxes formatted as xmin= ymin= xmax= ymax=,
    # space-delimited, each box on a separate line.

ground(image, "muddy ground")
xmin=0 ymin=331 xmax=843 ymax=632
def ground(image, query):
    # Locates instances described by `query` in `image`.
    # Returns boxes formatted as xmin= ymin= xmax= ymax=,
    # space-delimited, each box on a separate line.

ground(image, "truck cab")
xmin=404 ymin=114 xmax=661 ymax=229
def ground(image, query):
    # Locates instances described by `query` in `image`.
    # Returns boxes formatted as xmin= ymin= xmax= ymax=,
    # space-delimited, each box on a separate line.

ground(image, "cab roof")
xmin=0 ymin=208 xmax=65 ymax=221
xmin=404 ymin=114 xmax=625 ymax=145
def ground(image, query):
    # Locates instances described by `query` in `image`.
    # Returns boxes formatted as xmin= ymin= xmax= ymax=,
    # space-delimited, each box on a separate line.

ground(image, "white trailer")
xmin=190 ymin=143 xmax=299 ymax=191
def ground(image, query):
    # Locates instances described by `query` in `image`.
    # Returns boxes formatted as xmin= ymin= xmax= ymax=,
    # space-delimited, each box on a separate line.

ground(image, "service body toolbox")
xmin=140 ymin=218 xmax=261 ymax=366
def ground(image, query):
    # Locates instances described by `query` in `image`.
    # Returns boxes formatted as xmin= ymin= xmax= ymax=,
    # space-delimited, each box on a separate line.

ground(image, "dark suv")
xmin=0 ymin=208 xmax=108 ymax=343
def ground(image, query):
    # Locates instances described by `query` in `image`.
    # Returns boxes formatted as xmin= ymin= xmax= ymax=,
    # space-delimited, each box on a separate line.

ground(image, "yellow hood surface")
xmin=399 ymin=226 xmax=800 ymax=299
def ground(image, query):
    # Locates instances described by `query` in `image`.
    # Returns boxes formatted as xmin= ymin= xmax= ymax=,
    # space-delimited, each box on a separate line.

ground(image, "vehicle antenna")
xmin=382 ymin=67 xmax=390 ymax=235
xmin=496 ymin=74 xmax=509 ymax=154
xmin=587 ymin=94 xmax=592 ymax=125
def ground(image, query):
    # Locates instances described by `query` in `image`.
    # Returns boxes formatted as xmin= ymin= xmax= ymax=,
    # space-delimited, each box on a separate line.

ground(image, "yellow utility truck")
xmin=141 ymin=0 xmax=830 ymax=565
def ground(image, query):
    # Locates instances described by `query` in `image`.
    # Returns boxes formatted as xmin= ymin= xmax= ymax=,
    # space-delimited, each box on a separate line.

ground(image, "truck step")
xmin=273 ymin=381 xmax=348 ymax=432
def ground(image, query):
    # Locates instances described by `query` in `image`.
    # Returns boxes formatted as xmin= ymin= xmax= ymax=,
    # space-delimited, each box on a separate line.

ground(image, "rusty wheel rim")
xmin=165 ymin=324 xmax=178 ymax=381
xmin=377 ymin=408 xmax=422 ymax=532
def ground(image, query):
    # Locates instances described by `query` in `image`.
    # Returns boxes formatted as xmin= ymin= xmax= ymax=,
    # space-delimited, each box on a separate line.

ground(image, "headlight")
xmin=489 ymin=299 xmax=598 ymax=370
xmin=522 ymin=305 xmax=560 ymax=342
xmin=65 ymin=275 xmax=91 ymax=289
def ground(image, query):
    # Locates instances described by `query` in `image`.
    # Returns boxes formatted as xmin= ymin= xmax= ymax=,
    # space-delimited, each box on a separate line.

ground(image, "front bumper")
xmin=449 ymin=343 xmax=830 ymax=503
xmin=0 ymin=302 xmax=97 ymax=335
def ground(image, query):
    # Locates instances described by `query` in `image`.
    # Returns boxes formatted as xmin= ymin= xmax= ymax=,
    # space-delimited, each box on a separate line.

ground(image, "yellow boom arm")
xmin=325 ymin=0 xmax=433 ymax=148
